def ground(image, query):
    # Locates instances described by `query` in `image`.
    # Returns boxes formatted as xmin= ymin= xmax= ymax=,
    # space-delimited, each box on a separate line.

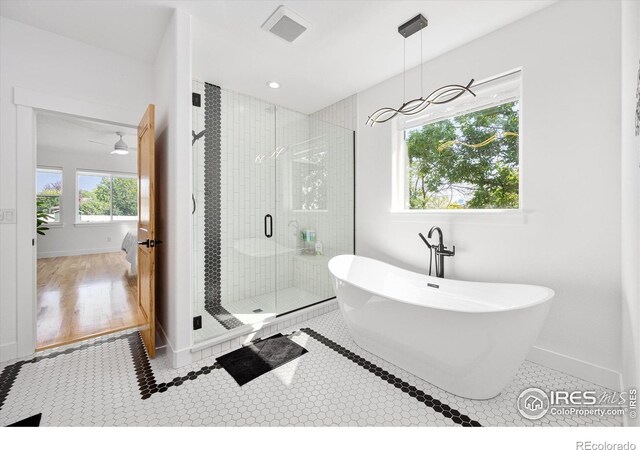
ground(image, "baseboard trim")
xmin=155 ymin=321 xmax=192 ymax=368
xmin=527 ymin=345 xmax=621 ymax=391
xmin=0 ymin=341 xmax=18 ymax=363
xmin=173 ymin=346 xmax=193 ymax=368
xmin=37 ymin=247 xmax=123 ymax=258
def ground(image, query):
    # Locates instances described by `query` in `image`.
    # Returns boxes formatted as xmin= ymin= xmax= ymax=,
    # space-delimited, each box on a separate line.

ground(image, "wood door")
xmin=137 ymin=104 xmax=156 ymax=358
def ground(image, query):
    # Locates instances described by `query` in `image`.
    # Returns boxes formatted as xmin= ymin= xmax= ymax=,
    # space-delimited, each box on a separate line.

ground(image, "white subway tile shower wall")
xmin=293 ymin=255 xmax=332 ymax=301
xmin=221 ymin=89 xmax=278 ymax=305
xmin=192 ymin=82 xmax=355 ymax=343
xmin=309 ymin=94 xmax=357 ymax=131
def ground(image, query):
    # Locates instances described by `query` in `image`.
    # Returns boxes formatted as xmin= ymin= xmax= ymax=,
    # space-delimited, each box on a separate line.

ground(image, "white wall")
xmin=36 ymin=146 xmax=137 ymax=258
xmin=621 ymin=0 xmax=640 ymax=426
xmin=0 ymin=17 xmax=153 ymax=362
xmin=153 ymin=9 xmax=193 ymax=367
xmin=356 ymin=1 xmax=622 ymax=387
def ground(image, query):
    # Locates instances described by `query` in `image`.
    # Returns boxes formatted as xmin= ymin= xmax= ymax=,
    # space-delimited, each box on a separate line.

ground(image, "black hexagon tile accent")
xmin=128 ymin=332 xmax=222 ymax=400
xmin=200 ymin=82 xmax=244 ymax=331
xmin=299 ymin=327 xmax=482 ymax=427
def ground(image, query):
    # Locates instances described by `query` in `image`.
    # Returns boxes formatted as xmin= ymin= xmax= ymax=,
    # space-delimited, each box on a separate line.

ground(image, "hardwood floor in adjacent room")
xmin=37 ymin=252 xmax=143 ymax=350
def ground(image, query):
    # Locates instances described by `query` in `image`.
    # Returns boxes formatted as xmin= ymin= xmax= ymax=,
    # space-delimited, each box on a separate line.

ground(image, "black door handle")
xmin=138 ymin=239 xmax=163 ymax=248
xmin=264 ymin=214 xmax=273 ymax=238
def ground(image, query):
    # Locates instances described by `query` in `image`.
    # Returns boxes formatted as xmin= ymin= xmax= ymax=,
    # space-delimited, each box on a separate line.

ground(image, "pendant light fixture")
xmin=366 ymin=14 xmax=476 ymax=127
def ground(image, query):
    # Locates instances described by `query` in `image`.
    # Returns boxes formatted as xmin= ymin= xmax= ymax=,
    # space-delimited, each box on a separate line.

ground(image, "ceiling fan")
xmin=88 ymin=132 xmax=136 ymax=155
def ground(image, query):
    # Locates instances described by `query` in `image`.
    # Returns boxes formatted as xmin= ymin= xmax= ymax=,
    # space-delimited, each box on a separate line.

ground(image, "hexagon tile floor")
xmin=0 ymin=310 xmax=622 ymax=427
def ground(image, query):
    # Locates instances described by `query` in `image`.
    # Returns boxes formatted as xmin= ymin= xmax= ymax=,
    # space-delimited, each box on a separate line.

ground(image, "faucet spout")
xmin=421 ymin=226 xmax=455 ymax=278
xmin=427 ymin=226 xmax=444 ymax=247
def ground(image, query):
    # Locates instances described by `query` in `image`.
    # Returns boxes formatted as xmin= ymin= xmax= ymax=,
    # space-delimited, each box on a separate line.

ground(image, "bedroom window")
xmin=77 ymin=171 xmax=138 ymax=223
xmin=37 ymin=167 xmax=63 ymax=224
xmin=399 ymin=70 xmax=521 ymax=211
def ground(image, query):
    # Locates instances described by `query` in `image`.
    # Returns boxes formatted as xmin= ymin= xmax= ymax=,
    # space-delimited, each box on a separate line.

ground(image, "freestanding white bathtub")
xmin=328 ymin=255 xmax=554 ymax=400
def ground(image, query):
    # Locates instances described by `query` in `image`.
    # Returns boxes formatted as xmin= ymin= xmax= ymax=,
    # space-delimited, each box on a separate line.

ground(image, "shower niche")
xmin=192 ymin=82 xmax=354 ymax=343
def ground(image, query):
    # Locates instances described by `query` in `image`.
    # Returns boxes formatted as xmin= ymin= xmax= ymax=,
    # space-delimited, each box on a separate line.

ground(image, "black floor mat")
xmin=216 ymin=333 xmax=308 ymax=386
xmin=6 ymin=413 xmax=41 ymax=427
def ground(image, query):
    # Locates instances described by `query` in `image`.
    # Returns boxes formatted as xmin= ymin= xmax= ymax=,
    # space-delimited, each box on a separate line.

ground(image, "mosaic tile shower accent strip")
xmin=203 ymin=82 xmax=228 ymax=327
xmin=206 ymin=305 xmax=244 ymax=330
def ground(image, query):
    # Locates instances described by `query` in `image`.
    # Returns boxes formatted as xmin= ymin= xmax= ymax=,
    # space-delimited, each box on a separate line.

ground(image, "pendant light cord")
xmin=403 ymin=38 xmax=406 ymax=104
xmin=420 ymin=26 xmax=424 ymax=97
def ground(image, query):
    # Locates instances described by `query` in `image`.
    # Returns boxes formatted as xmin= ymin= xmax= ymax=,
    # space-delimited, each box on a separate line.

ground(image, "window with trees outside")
xmin=77 ymin=171 xmax=138 ymax=223
xmin=402 ymin=71 xmax=521 ymax=210
xmin=37 ymin=167 xmax=63 ymax=223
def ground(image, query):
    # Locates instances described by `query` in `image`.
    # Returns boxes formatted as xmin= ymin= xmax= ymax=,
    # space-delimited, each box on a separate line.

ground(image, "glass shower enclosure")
xmin=192 ymin=82 xmax=354 ymax=343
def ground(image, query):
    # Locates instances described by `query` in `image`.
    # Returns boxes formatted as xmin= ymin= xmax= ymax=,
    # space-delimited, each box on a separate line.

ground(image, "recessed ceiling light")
xmin=110 ymin=149 xmax=129 ymax=155
xmin=267 ymin=81 xmax=280 ymax=89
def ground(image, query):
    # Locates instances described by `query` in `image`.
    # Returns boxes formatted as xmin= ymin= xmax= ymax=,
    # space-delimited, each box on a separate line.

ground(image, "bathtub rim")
xmin=328 ymin=254 xmax=555 ymax=314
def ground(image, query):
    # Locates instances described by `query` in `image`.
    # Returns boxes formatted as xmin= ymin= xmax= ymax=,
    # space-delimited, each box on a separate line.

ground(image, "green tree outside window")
xmin=406 ymin=101 xmax=520 ymax=210
xmin=78 ymin=173 xmax=137 ymax=221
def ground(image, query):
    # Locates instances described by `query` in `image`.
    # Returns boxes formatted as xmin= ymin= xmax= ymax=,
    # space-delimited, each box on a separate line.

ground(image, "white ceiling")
xmin=0 ymin=0 xmax=173 ymax=63
xmin=1 ymin=0 xmax=556 ymax=113
xmin=186 ymin=1 xmax=555 ymax=113
xmin=36 ymin=111 xmax=137 ymax=156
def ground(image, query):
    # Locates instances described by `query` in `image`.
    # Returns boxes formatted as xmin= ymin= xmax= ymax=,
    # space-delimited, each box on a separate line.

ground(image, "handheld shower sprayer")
xmin=418 ymin=232 xmax=434 ymax=276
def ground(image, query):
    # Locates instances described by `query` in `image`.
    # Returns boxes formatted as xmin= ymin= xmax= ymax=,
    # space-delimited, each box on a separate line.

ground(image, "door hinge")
xmin=193 ymin=316 xmax=202 ymax=330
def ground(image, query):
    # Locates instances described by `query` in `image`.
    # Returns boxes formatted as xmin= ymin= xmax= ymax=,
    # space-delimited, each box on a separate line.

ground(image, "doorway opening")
xmin=35 ymin=110 xmax=143 ymax=350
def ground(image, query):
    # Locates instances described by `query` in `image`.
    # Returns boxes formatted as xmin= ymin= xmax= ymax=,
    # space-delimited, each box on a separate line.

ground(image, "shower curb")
xmin=189 ymin=299 xmax=338 ymax=364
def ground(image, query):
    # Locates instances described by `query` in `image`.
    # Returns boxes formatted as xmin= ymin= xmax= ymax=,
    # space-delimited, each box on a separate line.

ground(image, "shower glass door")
xmin=219 ymin=91 xmax=277 ymax=328
xmin=192 ymin=84 xmax=276 ymax=344
xmin=274 ymin=108 xmax=355 ymax=316
xmin=192 ymin=84 xmax=354 ymax=345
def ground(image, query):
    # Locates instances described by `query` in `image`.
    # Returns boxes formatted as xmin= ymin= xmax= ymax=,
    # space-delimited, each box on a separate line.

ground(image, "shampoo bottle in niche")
xmin=301 ymin=228 xmax=316 ymax=255
xmin=301 ymin=229 xmax=316 ymax=242
xmin=315 ymin=241 xmax=323 ymax=256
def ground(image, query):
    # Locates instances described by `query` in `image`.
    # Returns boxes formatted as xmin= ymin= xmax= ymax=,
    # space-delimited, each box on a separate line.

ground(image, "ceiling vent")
xmin=262 ymin=5 xmax=310 ymax=43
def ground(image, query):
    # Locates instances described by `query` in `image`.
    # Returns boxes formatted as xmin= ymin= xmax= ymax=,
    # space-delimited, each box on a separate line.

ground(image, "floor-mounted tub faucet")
xmin=418 ymin=227 xmax=456 ymax=278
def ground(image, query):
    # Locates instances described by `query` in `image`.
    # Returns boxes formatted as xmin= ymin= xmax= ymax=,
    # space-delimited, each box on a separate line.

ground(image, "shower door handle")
xmin=264 ymin=214 xmax=273 ymax=238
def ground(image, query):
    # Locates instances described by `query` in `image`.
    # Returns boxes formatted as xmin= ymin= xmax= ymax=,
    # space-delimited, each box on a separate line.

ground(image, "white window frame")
xmin=36 ymin=166 xmax=63 ymax=225
xmin=75 ymin=169 xmax=137 ymax=225
xmin=392 ymin=69 xmax=524 ymax=221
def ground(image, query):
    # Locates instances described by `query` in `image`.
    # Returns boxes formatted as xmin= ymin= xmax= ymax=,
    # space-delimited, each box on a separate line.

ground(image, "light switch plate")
xmin=0 ymin=209 xmax=16 ymax=224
